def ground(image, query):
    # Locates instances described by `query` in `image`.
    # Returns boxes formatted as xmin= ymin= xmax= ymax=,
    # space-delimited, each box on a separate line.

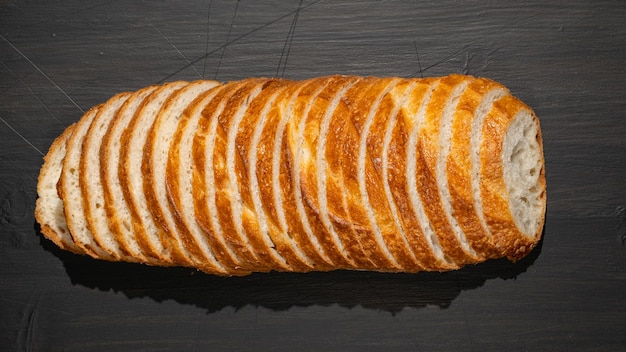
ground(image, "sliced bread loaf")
xmin=37 ymin=74 xmax=546 ymax=275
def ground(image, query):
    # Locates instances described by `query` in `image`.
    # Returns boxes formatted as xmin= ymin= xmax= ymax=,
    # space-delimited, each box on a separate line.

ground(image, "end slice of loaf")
xmin=480 ymin=95 xmax=546 ymax=260
xmin=35 ymin=124 xmax=84 ymax=255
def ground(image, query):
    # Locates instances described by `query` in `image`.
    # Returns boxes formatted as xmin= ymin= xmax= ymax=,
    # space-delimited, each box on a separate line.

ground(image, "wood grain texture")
xmin=1 ymin=0 xmax=625 ymax=350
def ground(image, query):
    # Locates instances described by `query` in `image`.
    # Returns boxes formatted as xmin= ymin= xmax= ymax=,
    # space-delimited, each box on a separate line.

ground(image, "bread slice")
xmin=143 ymin=79 xmax=227 ymax=274
xmin=35 ymin=124 xmax=85 ymax=255
xmin=331 ymin=77 xmax=428 ymax=272
xmin=80 ymin=91 xmax=137 ymax=261
xmin=480 ymin=94 xmax=546 ymax=260
xmin=59 ymin=104 xmax=117 ymax=260
xmin=119 ymin=81 xmax=189 ymax=266
xmin=226 ymin=79 xmax=293 ymax=271
xmin=101 ymin=85 xmax=164 ymax=266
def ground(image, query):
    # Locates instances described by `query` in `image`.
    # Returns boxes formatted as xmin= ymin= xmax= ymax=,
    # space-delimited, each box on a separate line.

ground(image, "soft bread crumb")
xmin=502 ymin=110 xmax=544 ymax=238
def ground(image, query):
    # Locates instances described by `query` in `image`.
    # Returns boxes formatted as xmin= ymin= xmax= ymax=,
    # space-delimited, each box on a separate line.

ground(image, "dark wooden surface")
xmin=1 ymin=1 xmax=625 ymax=350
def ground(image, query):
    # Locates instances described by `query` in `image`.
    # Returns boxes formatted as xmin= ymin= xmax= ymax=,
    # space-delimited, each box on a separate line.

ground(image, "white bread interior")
xmin=502 ymin=110 xmax=544 ymax=238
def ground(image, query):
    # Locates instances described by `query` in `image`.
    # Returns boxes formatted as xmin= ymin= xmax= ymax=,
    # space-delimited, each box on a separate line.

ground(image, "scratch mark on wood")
xmin=276 ymin=0 xmax=303 ymax=78
xmin=145 ymin=19 xmax=202 ymax=78
xmin=16 ymin=290 xmax=43 ymax=352
xmin=202 ymin=0 xmax=213 ymax=78
xmin=214 ymin=0 xmax=241 ymax=80
xmin=0 ymin=61 xmax=62 ymax=124
xmin=614 ymin=206 xmax=626 ymax=248
xmin=413 ymin=39 xmax=424 ymax=78
xmin=0 ymin=116 xmax=44 ymax=156
xmin=0 ymin=34 xmax=84 ymax=113
xmin=407 ymin=10 xmax=553 ymax=78
xmin=461 ymin=52 xmax=470 ymax=74
xmin=158 ymin=0 xmax=322 ymax=83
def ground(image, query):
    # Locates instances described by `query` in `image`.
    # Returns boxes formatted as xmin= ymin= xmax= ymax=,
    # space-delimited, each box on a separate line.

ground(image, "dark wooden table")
xmin=2 ymin=1 xmax=625 ymax=350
